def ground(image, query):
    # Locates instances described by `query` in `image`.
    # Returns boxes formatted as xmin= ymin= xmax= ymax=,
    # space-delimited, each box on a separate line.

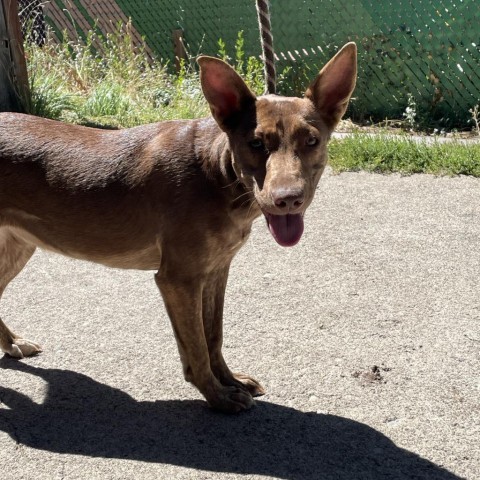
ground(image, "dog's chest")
xmin=202 ymin=216 xmax=253 ymax=271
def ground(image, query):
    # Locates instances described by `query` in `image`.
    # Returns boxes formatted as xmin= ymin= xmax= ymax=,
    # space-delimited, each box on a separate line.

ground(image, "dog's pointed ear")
xmin=305 ymin=42 xmax=357 ymax=129
xmin=198 ymin=56 xmax=256 ymax=129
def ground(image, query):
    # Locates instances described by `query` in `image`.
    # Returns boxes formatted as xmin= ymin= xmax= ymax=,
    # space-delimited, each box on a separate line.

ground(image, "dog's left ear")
xmin=305 ymin=42 xmax=357 ymax=129
xmin=198 ymin=56 xmax=256 ymax=130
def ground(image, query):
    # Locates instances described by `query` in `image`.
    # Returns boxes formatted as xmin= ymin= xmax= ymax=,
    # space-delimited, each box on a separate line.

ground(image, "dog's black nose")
xmin=272 ymin=188 xmax=304 ymax=210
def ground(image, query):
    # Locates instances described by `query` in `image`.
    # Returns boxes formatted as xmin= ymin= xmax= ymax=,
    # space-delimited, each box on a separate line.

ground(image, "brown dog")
xmin=0 ymin=43 xmax=356 ymax=412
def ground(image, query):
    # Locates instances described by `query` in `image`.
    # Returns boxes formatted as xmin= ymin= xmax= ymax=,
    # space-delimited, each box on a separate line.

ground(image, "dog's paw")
xmin=217 ymin=370 xmax=266 ymax=398
xmin=230 ymin=373 xmax=266 ymax=397
xmin=207 ymin=385 xmax=255 ymax=414
xmin=2 ymin=338 xmax=43 ymax=359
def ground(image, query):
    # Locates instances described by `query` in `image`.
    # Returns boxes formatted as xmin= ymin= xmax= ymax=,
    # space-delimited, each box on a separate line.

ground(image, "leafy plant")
xmin=469 ymin=104 xmax=480 ymax=136
xmin=402 ymin=94 xmax=417 ymax=130
xmin=28 ymin=72 xmax=74 ymax=119
xmin=217 ymin=31 xmax=265 ymax=95
xmin=81 ymin=83 xmax=131 ymax=118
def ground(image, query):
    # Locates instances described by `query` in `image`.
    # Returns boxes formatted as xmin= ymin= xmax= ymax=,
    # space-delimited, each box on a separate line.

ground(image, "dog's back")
xmin=0 ymin=113 xmax=180 ymax=190
xmin=0 ymin=113 xmax=180 ymax=268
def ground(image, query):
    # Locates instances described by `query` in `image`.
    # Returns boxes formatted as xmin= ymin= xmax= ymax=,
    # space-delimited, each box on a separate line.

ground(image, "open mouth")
xmin=264 ymin=213 xmax=304 ymax=247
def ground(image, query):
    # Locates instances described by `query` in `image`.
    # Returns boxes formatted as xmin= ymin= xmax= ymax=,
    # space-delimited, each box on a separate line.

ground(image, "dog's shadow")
xmin=0 ymin=358 xmax=460 ymax=479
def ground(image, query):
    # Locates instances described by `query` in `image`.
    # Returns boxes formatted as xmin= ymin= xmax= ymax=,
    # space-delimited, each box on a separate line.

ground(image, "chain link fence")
xmin=31 ymin=0 xmax=480 ymax=129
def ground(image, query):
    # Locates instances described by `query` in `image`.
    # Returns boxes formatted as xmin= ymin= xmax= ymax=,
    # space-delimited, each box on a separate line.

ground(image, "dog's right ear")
xmin=198 ymin=56 xmax=256 ymax=129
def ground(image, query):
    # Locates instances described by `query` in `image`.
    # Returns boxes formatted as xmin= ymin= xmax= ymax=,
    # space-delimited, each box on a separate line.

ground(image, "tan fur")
xmin=0 ymin=43 xmax=356 ymax=412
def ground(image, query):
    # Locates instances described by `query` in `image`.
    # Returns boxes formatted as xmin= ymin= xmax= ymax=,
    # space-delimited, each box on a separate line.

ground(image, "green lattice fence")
xmin=43 ymin=0 xmax=480 ymax=129
xmin=270 ymin=0 xmax=480 ymax=129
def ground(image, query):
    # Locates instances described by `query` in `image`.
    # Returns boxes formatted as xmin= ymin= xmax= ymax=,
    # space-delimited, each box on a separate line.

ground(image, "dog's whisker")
xmin=233 ymin=190 xmax=253 ymax=204
xmin=238 ymin=191 xmax=255 ymax=206
xmin=222 ymin=178 xmax=240 ymax=189
xmin=247 ymin=199 xmax=258 ymax=217
xmin=239 ymin=199 xmax=252 ymax=210
xmin=240 ymin=198 xmax=257 ymax=218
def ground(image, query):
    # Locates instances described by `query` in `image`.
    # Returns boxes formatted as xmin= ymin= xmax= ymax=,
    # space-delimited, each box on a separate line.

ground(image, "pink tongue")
xmin=266 ymin=214 xmax=304 ymax=247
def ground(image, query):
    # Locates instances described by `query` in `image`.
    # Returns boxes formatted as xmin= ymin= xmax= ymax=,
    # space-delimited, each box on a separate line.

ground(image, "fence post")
xmin=172 ymin=29 xmax=187 ymax=72
xmin=0 ymin=0 xmax=30 ymax=112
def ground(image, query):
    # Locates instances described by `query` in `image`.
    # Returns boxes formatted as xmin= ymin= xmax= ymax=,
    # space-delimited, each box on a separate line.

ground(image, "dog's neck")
xmin=195 ymin=117 xmax=234 ymax=183
xmin=193 ymin=117 xmax=259 ymax=216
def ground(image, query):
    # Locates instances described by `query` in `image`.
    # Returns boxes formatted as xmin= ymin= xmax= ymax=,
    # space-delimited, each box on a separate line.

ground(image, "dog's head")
xmin=198 ymin=43 xmax=356 ymax=247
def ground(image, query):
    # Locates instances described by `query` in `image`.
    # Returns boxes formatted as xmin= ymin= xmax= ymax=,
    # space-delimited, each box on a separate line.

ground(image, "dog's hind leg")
xmin=202 ymin=266 xmax=265 ymax=398
xmin=0 ymin=229 xmax=41 ymax=358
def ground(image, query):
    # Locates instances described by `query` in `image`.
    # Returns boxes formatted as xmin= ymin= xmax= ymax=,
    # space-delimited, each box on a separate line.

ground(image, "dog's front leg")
xmin=155 ymin=273 xmax=254 ymax=413
xmin=202 ymin=266 xmax=265 ymax=398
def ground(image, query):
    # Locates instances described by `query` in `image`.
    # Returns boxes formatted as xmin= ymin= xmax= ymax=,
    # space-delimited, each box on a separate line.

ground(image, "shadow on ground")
xmin=0 ymin=357 xmax=460 ymax=480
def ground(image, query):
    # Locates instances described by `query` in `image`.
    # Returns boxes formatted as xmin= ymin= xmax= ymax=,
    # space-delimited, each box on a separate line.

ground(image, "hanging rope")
xmin=256 ymin=0 xmax=276 ymax=94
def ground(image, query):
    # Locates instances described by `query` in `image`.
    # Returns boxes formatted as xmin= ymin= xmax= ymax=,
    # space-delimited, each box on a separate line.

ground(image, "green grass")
xmin=25 ymin=26 xmax=211 ymax=127
xmin=25 ymin=27 xmax=265 ymax=128
xmin=328 ymin=134 xmax=480 ymax=177
xmin=23 ymin=26 xmax=479 ymax=177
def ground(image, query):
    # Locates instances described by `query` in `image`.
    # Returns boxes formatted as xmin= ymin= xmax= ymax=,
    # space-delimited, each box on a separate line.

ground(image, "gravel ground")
xmin=1 ymin=168 xmax=479 ymax=479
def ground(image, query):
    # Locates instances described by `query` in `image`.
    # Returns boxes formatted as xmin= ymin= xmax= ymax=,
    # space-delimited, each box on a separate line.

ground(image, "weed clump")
xmin=25 ymin=23 xmax=211 ymax=127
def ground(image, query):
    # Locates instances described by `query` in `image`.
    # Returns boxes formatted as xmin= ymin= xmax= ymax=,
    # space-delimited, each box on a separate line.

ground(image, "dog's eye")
xmin=306 ymin=136 xmax=318 ymax=147
xmin=249 ymin=139 xmax=264 ymax=150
